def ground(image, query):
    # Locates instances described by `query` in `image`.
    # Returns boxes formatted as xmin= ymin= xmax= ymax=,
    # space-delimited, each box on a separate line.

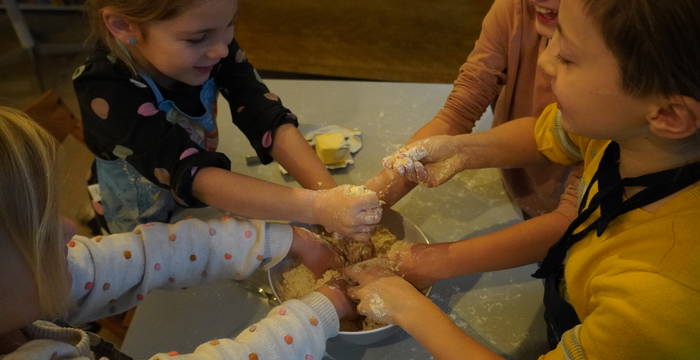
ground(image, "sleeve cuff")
xmin=262 ymin=222 xmax=293 ymax=270
xmin=171 ymin=151 xmax=231 ymax=207
xmin=300 ymin=292 xmax=340 ymax=339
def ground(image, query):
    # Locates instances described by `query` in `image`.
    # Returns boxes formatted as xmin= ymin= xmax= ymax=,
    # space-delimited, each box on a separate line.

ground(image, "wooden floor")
xmin=236 ymin=0 xmax=493 ymax=82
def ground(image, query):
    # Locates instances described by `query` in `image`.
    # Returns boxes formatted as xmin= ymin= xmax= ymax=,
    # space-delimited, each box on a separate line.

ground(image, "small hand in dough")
xmin=290 ymin=227 xmax=343 ymax=277
xmin=312 ymin=185 xmax=382 ymax=242
xmin=345 ymin=260 xmax=425 ymax=325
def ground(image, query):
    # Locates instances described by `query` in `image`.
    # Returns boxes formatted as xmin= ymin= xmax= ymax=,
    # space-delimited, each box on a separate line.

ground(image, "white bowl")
xmin=267 ymin=210 xmax=430 ymax=345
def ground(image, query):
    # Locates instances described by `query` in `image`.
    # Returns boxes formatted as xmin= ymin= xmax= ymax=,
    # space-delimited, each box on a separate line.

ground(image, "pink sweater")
xmin=433 ymin=0 xmax=570 ymax=216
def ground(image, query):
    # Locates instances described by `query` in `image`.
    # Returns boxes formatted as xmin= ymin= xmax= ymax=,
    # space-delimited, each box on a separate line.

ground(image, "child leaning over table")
xmin=74 ymin=0 xmax=380 ymax=240
xmin=354 ymin=0 xmax=700 ymax=358
xmin=0 ymin=107 xmax=355 ymax=360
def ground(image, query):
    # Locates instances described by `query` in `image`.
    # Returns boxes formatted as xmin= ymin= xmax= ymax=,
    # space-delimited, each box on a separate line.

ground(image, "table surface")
xmin=121 ymin=79 xmax=550 ymax=359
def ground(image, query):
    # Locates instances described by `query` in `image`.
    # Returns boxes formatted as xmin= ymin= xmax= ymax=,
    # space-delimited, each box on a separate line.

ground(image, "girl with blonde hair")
xmin=0 ymin=106 xmax=355 ymax=359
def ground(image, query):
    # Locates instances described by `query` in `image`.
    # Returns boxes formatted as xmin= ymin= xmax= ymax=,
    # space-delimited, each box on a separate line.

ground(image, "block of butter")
xmin=314 ymin=132 xmax=350 ymax=165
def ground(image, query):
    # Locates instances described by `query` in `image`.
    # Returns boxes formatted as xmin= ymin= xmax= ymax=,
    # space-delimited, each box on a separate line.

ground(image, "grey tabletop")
xmin=121 ymin=80 xmax=550 ymax=359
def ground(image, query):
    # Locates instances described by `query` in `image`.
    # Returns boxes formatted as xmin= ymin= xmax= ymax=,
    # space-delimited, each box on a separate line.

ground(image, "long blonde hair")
xmin=85 ymin=0 xmax=202 ymax=73
xmin=0 ymin=107 xmax=71 ymax=319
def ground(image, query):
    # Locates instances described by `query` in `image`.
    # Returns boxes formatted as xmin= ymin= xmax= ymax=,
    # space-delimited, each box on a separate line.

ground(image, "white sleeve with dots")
xmin=65 ymin=217 xmax=292 ymax=325
xmin=148 ymin=292 xmax=339 ymax=360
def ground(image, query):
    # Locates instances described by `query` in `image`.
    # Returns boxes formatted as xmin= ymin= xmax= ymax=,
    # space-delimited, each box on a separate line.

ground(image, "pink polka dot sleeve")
xmin=65 ymin=216 xmax=293 ymax=325
xmin=148 ymin=292 xmax=338 ymax=360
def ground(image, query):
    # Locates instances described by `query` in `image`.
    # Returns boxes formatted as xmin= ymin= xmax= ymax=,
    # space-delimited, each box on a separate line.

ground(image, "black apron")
xmin=532 ymin=142 xmax=700 ymax=348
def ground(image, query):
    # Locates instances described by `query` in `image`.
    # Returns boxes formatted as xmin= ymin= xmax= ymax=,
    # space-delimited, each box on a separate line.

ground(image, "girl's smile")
xmin=194 ymin=65 xmax=216 ymax=75
xmin=123 ymin=0 xmax=236 ymax=87
xmin=530 ymin=0 xmax=561 ymax=38
xmin=534 ymin=4 xmax=558 ymax=25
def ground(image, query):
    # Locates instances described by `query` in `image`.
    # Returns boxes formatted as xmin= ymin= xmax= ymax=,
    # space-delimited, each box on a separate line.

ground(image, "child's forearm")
xmin=271 ymin=124 xmax=336 ymax=190
xmin=149 ymin=292 xmax=339 ymax=360
xmin=194 ymin=166 xmax=381 ymax=241
xmin=365 ymin=169 xmax=417 ymax=207
xmin=66 ymin=218 xmax=292 ymax=325
xmin=445 ymin=210 xmax=571 ymax=276
xmin=370 ymin=117 xmax=549 ymax=206
xmin=454 ymin=116 xmax=550 ymax=170
xmin=398 ymin=297 xmax=504 ymax=360
xmin=366 ymin=117 xmax=468 ymax=206
xmin=411 ymin=210 xmax=571 ymax=283
xmin=193 ymin=167 xmax=317 ymax=224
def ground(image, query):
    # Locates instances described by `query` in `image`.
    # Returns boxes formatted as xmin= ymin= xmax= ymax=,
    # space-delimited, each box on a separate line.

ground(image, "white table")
xmin=121 ymin=80 xmax=550 ymax=359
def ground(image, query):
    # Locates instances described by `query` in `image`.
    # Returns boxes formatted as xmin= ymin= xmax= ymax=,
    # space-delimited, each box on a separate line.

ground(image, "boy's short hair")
xmin=0 ymin=107 xmax=72 ymax=319
xmin=582 ymin=0 xmax=700 ymax=101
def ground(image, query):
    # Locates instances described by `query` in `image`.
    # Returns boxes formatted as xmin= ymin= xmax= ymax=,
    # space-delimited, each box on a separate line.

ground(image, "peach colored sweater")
xmin=433 ymin=0 xmax=570 ymax=216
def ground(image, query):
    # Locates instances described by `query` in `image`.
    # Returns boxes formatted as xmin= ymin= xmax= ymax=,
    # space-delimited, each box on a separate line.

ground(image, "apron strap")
xmin=534 ymin=142 xmax=700 ymax=279
xmin=533 ymin=141 xmax=700 ymax=345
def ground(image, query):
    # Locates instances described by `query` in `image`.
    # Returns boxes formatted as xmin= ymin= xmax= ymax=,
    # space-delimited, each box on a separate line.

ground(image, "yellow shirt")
xmin=534 ymin=103 xmax=700 ymax=360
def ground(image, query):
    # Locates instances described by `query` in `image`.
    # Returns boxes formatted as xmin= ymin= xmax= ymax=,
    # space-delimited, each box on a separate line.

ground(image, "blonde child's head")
xmin=85 ymin=0 xmax=236 ymax=86
xmin=539 ymin=0 xmax=700 ymax=145
xmin=0 ymin=107 xmax=72 ymax=332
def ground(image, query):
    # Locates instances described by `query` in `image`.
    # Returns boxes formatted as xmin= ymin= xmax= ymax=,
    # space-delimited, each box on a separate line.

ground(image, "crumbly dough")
xmin=280 ymin=226 xmax=408 ymax=331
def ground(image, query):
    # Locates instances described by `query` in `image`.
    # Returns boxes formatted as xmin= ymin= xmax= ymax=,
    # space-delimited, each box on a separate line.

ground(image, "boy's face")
xmin=531 ymin=0 xmax=561 ymax=38
xmin=538 ymin=0 xmax=652 ymax=141
xmin=133 ymin=0 xmax=237 ymax=86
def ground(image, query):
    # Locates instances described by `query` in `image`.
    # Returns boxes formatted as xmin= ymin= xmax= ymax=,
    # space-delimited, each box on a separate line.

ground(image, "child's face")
xmin=537 ymin=0 xmax=652 ymax=140
xmin=530 ymin=0 xmax=561 ymax=38
xmin=0 ymin=218 xmax=75 ymax=335
xmin=134 ymin=0 xmax=237 ymax=86
xmin=0 ymin=234 xmax=41 ymax=335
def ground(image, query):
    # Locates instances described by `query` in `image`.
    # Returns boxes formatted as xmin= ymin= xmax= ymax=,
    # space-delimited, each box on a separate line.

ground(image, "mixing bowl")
xmin=267 ymin=210 xmax=430 ymax=345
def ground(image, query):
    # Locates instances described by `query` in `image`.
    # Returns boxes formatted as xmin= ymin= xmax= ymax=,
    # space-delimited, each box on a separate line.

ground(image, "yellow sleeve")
xmin=538 ymin=270 xmax=700 ymax=360
xmin=534 ymin=103 xmax=591 ymax=166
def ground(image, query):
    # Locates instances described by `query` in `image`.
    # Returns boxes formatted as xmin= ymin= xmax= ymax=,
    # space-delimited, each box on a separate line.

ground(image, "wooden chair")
xmin=24 ymin=90 xmax=84 ymax=143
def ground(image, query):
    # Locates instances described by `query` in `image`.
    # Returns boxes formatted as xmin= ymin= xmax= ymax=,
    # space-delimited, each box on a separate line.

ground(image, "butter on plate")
xmin=314 ymin=132 xmax=350 ymax=165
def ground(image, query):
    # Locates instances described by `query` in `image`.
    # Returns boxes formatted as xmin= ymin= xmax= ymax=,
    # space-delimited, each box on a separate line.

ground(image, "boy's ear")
xmin=648 ymin=95 xmax=700 ymax=140
xmin=102 ymin=8 xmax=141 ymax=45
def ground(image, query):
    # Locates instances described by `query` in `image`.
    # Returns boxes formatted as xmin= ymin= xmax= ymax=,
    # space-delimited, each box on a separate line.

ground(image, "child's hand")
xmin=290 ymin=227 xmax=343 ymax=277
xmin=345 ymin=261 xmax=428 ymax=326
xmin=317 ymin=283 xmax=357 ymax=320
xmin=553 ymin=166 xmax=583 ymax=223
xmin=387 ymin=242 xmax=446 ymax=290
xmin=204 ymin=129 xmax=219 ymax=152
xmin=382 ymin=135 xmax=468 ymax=187
xmin=311 ymin=185 xmax=382 ymax=242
